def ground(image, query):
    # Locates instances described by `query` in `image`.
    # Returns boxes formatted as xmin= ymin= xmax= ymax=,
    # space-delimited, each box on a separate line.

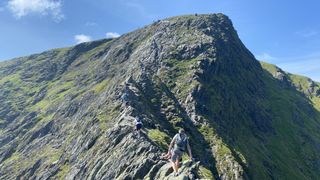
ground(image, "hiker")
xmin=134 ymin=117 xmax=143 ymax=136
xmin=120 ymin=89 xmax=129 ymax=106
xmin=168 ymin=129 xmax=193 ymax=177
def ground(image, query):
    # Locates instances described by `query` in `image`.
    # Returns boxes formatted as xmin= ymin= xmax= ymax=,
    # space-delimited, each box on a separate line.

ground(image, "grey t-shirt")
xmin=173 ymin=133 xmax=188 ymax=151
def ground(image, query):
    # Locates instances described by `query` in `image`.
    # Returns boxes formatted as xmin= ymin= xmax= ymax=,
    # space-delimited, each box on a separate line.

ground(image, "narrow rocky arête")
xmin=1 ymin=13 xmax=320 ymax=179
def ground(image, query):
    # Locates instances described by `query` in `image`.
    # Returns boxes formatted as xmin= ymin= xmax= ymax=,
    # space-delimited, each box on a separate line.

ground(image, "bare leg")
xmin=171 ymin=160 xmax=178 ymax=173
xmin=134 ymin=128 xmax=138 ymax=136
xmin=137 ymin=129 xmax=141 ymax=137
xmin=175 ymin=158 xmax=180 ymax=173
xmin=166 ymin=152 xmax=172 ymax=159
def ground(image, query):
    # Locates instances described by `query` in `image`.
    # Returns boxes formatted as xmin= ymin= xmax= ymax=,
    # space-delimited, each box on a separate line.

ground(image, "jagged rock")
xmin=152 ymin=160 xmax=202 ymax=180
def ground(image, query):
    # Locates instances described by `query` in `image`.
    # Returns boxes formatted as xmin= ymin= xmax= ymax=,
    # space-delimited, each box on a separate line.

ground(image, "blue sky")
xmin=0 ymin=0 xmax=319 ymax=81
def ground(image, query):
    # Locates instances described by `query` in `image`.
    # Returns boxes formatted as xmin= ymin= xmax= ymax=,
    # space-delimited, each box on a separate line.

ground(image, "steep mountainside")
xmin=260 ymin=61 xmax=320 ymax=111
xmin=1 ymin=14 xmax=320 ymax=180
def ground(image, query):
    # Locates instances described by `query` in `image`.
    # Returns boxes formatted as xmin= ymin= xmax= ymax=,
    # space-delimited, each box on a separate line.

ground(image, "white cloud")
xmin=74 ymin=34 xmax=92 ymax=44
xmin=106 ymin=32 xmax=120 ymax=38
xmin=255 ymin=53 xmax=277 ymax=61
xmin=7 ymin=0 xmax=64 ymax=21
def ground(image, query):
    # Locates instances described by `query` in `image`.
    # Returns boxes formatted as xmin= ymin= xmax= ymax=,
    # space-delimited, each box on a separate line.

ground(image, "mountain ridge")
xmin=1 ymin=13 xmax=320 ymax=180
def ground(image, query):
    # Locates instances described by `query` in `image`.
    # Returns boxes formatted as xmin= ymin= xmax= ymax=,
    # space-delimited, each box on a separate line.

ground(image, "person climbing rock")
xmin=134 ymin=117 xmax=143 ymax=136
xmin=168 ymin=129 xmax=193 ymax=177
xmin=120 ymin=89 xmax=129 ymax=106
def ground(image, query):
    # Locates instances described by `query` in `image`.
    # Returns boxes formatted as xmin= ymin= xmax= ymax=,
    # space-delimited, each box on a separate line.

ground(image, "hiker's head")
xmin=178 ymin=129 xmax=185 ymax=134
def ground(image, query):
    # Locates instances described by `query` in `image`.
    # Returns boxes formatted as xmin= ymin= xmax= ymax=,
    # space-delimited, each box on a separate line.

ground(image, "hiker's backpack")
xmin=121 ymin=93 xmax=129 ymax=101
xmin=175 ymin=133 xmax=188 ymax=151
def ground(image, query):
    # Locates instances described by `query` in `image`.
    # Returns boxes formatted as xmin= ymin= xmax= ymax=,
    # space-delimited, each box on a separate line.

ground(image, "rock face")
xmin=1 ymin=14 xmax=320 ymax=180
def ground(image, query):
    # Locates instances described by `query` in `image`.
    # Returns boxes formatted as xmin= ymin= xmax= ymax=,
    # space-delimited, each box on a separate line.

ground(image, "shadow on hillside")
xmin=194 ymin=65 xmax=320 ymax=179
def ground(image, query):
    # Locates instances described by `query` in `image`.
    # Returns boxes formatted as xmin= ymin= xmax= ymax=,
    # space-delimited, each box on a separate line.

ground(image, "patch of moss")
xmin=147 ymin=129 xmax=171 ymax=150
xmin=234 ymin=149 xmax=247 ymax=166
xmin=55 ymin=47 xmax=70 ymax=57
xmin=216 ymin=142 xmax=231 ymax=158
xmin=288 ymin=73 xmax=312 ymax=93
xmin=4 ymin=152 xmax=21 ymax=163
xmin=199 ymin=124 xmax=242 ymax=177
xmin=31 ymin=99 xmax=51 ymax=113
xmin=260 ymin=61 xmax=279 ymax=75
xmin=35 ymin=146 xmax=62 ymax=163
xmin=38 ymin=113 xmax=54 ymax=122
xmin=199 ymin=125 xmax=216 ymax=144
xmin=79 ymin=39 xmax=112 ymax=60
xmin=56 ymin=164 xmax=71 ymax=179
xmin=47 ymin=81 xmax=74 ymax=97
xmin=0 ymin=118 xmax=5 ymax=125
xmin=92 ymin=79 xmax=110 ymax=94
xmin=199 ymin=165 xmax=214 ymax=180
xmin=30 ymin=80 xmax=77 ymax=113
xmin=311 ymin=96 xmax=320 ymax=111
xmin=181 ymin=153 xmax=190 ymax=162
xmin=170 ymin=116 xmax=183 ymax=125
xmin=0 ymin=74 xmax=21 ymax=84
xmin=160 ymin=58 xmax=199 ymax=98
xmin=1 ymin=152 xmax=27 ymax=174
xmin=97 ymin=104 xmax=121 ymax=131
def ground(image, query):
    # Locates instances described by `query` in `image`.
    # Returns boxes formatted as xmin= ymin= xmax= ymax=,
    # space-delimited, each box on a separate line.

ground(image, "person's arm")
xmin=168 ymin=135 xmax=176 ymax=154
xmin=187 ymin=140 xmax=193 ymax=160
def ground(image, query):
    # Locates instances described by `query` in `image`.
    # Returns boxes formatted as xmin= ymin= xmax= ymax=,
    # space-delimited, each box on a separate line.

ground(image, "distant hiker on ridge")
xmin=134 ymin=117 xmax=143 ymax=136
xmin=167 ymin=129 xmax=193 ymax=177
xmin=120 ymin=88 xmax=129 ymax=106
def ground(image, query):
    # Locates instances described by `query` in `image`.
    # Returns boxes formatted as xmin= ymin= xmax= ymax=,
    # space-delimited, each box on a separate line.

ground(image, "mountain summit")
xmin=1 ymin=13 xmax=320 ymax=179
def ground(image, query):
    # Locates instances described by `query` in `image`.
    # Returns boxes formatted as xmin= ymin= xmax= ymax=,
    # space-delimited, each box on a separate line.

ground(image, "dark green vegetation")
xmin=1 ymin=14 xmax=320 ymax=179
